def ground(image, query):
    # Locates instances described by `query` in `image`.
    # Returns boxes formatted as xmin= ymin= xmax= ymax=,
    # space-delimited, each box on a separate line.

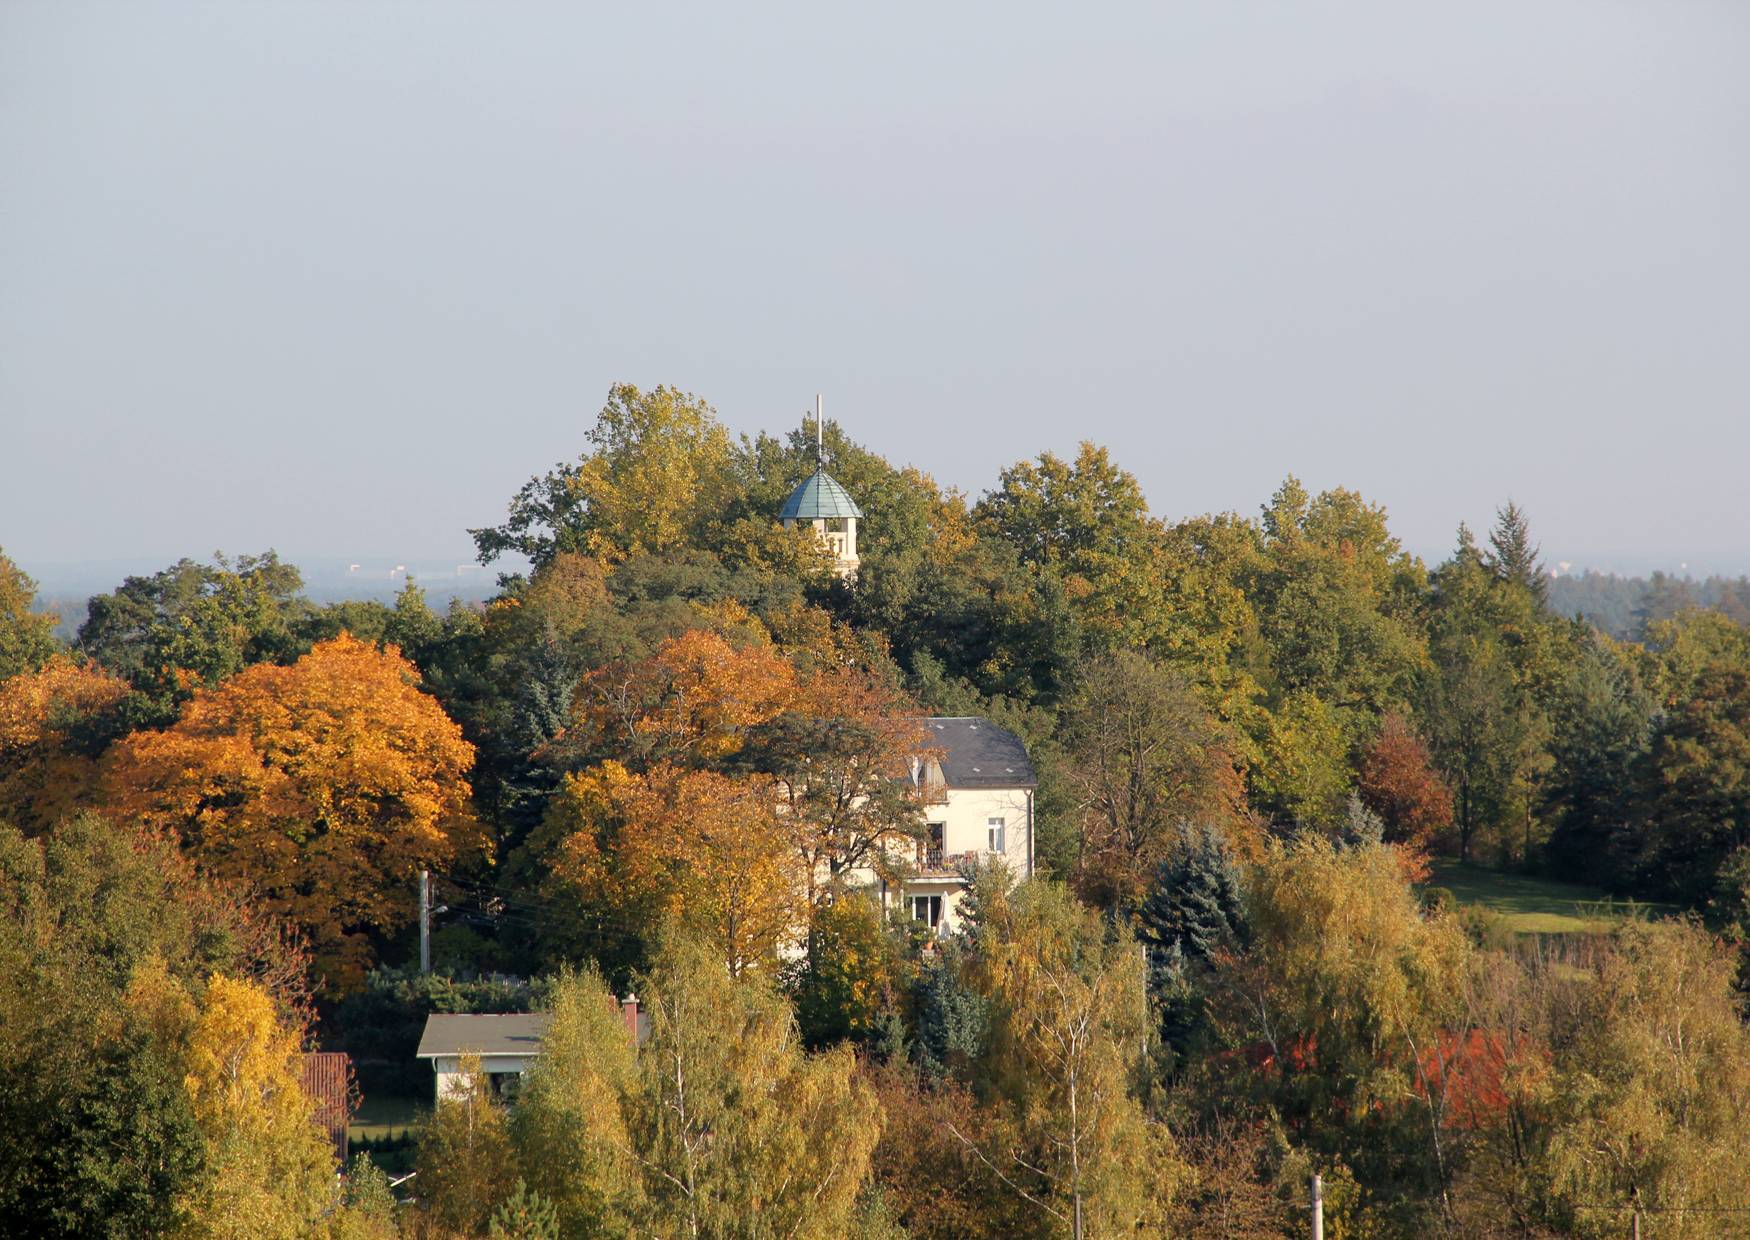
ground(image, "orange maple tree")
xmin=1358 ymin=711 xmax=1454 ymax=853
xmin=567 ymin=628 xmax=799 ymax=768
xmin=103 ymin=634 xmax=480 ymax=989
xmin=0 ymin=654 xmax=130 ymax=835
xmin=549 ymin=760 xmax=806 ymax=975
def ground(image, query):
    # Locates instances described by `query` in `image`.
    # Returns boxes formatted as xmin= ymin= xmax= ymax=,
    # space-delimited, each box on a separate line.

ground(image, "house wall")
xmin=431 ymin=1053 xmax=536 ymax=1101
xmin=923 ymin=785 xmax=1033 ymax=874
xmin=888 ymin=783 xmax=1034 ymax=936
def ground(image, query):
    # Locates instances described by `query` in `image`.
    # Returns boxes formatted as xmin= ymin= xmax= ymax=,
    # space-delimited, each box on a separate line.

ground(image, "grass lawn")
xmin=349 ymin=1091 xmax=428 ymax=1142
xmin=1425 ymin=862 xmax=1639 ymax=934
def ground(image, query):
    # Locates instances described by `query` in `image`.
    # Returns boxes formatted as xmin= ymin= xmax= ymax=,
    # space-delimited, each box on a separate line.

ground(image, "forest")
xmin=7 ymin=383 xmax=1750 ymax=1238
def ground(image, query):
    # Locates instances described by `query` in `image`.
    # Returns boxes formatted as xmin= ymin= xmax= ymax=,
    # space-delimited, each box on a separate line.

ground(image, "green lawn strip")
xmin=349 ymin=1091 xmax=428 ymax=1141
xmin=1425 ymin=862 xmax=1639 ymax=934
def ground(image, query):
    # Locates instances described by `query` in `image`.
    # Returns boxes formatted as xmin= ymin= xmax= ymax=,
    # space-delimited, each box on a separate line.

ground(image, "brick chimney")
xmin=620 ymin=992 xmax=640 ymax=1043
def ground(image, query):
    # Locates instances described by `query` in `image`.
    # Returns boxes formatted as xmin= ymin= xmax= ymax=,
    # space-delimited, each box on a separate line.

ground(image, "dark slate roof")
xmin=779 ymin=469 xmax=864 ymax=520
xmin=922 ymin=717 xmax=1037 ymax=789
xmin=416 ymin=1013 xmax=551 ymax=1058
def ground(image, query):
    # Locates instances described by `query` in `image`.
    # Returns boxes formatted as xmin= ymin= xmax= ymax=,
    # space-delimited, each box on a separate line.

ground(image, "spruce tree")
xmin=1487 ymin=500 xmax=1547 ymax=604
xmin=1136 ymin=823 xmax=1247 ymax=973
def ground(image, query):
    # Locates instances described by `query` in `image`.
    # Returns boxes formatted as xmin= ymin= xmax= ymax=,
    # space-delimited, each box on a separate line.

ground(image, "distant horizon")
xmin=19 ymin=541 xmax=1750 ymax=599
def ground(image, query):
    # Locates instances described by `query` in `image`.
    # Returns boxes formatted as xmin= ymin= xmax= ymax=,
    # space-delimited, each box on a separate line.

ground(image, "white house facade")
xmin=887 ymin=716 xmax=1037 ymax=937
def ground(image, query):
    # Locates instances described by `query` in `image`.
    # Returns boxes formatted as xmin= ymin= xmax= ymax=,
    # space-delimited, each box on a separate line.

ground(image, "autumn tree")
xmin=104 ymin=634 xmax=480 ymax=990
xmin=164 ymin=971 xmax=337 ymax=1239
xmin=965 ymin=880 xmax=1187 ymax=1237
xmin=741 ymin=663 xmax=930 ymax=910
xmin=1535 ymin=920 xmax=1750 ymax=1237
xmin=1357 ymin=712 xmax=1453 ymax=851
xmin=416 ymin=1056 xmax=516 ymax=1236
xmin=514 ymin=939 xmax=883 ymax=1239
xmin=790 ymin=890 xmax=908 ymax=1049
xmin=1058 ymin=650 xmax=1247 ymax=910
xmin=565 ymin=627 xmax=798 ymax=772
xmin=0 ymin=655 xmax=130 ymax=835
xmin=1211 ymin=837 xmax=1475 ymax=1226
xmin=471 ymin=383 xmax=740 ymax=571
xmin=545 ymin=761 xmax=807 ymax=976
xmin=0 ymin=547 xmax=59 ymax=681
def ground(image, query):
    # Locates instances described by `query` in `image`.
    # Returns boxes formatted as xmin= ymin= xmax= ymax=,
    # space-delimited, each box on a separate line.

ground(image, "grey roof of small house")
xmin=779 ymin=469 xmax=863 ymax=520
xmin=922 ymin=717 xmax=1037 ymax=789
xmin=416 ymin=1013 xmax=551 ymax=1059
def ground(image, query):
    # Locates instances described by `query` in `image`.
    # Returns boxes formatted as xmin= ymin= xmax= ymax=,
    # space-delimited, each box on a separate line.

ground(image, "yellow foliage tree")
xmin=970 ymin=880 xmax=1186 ymax=1236
xmin=1540 ymin=920 xmax=1750 ymax=1238
xmin=0 ymin=655 xmax=129 ymax=834
xmin=573 ymin=383 xmax=738 ymax=562
xmin=516 ymin=939 xmax=882 ymax=1239
xmin=133 ymin=971 xmax=335 ymax=1240
xmin=416 ymin=1054 xmax=516 ymax=1236
xmin=104 ymin=634 xmax=480 ymax=990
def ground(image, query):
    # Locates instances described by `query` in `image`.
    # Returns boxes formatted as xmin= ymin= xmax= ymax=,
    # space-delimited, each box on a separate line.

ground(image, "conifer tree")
xmin=1487 ymin=500 xmax=1546 ymax=604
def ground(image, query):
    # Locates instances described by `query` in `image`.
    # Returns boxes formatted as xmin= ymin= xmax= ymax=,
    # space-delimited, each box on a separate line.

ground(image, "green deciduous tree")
xmin=77 ymin=552 xmax=307 ymax=726
xmin=0 ymin=547 xmax=60 ymax=681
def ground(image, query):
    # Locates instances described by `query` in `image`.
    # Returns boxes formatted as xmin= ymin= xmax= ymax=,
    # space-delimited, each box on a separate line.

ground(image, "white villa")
xmin=888 ymin=716 xmax=1037 ymax=936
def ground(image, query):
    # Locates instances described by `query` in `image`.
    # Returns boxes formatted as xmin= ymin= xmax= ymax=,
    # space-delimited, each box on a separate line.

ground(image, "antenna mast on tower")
xmin=815 ymin=394 xmax=824 ymax=465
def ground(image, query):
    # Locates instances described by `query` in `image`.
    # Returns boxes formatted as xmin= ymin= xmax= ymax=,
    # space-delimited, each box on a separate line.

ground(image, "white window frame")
xmin=987 ymin=816 xmax=1006 ymax=854
xmin=910 ymin=894 xmax=943 ymax=928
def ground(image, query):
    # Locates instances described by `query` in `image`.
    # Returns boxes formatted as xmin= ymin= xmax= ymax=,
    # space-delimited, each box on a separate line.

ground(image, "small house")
xmin=416 ymin=998 xmax=647 ymax=1101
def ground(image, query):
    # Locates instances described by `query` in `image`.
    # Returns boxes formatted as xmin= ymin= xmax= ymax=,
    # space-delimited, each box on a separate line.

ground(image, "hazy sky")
xmin=4 ymin=1 xmax=1748 ymax=577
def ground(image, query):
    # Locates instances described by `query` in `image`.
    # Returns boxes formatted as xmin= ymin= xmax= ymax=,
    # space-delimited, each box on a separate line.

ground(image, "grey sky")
xmin=4 ymin=1 xmax=1747 ymax=577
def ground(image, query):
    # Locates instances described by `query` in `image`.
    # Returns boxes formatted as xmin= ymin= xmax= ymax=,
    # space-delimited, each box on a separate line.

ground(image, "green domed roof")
xmin=780 ymin=469 xmax=863 ymax=520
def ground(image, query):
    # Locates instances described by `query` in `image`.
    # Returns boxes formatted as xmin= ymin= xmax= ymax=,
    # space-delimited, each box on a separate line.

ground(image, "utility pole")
xmin=419 ymin=869 xmax=431 ymax=975
xmin=1311 ymin=1173 xmax=1323 ymax=1240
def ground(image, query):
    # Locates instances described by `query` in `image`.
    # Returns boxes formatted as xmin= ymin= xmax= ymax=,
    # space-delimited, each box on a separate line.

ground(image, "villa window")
xmin=910 ymin=894 xmax=943 ymax=928
xmin=988 ymin=817 xmax=1006 ymax=854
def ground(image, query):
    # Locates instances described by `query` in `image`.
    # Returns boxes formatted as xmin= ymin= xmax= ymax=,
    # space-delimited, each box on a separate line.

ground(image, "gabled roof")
xmin=779 ymin=469 xmax=864 ymax=520
xmin=416 ymin=1013 xmax=550 ymax=1059
xmin=921 ymin=717 xmax=1036 ymax=789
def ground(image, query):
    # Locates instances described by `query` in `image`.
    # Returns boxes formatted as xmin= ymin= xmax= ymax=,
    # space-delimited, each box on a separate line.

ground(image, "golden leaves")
xmin=104 ymin=634 xmax=479 ymax=991
xmin=0 ymin=655 xmax=129 ymax=834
